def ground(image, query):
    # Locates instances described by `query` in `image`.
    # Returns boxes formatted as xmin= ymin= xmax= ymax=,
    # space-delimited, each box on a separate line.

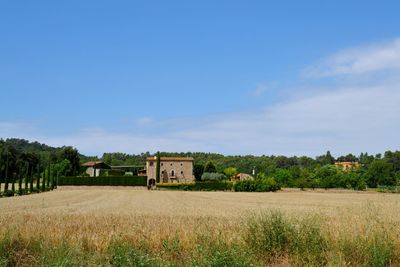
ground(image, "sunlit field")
xmin=1 ymin=187 xmax=400 ymax=266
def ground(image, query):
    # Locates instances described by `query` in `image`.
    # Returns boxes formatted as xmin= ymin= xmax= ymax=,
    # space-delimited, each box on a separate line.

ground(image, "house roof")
xmin=146 ymin=156 xmax=194 ymax=162
xmin=82 ymin=161 xmax=111 ymax=169
xmin=335 ymin=162 xmax=359 ymax=165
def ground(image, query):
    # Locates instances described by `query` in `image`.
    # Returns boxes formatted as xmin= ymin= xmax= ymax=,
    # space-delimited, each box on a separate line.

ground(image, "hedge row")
xmin=58 ymin=176 xmax=148 ymax=186
xmin=233 ymin=179 xmax=280 ymax=192
xmin=156 ymin=181 xmax=234 ymax=191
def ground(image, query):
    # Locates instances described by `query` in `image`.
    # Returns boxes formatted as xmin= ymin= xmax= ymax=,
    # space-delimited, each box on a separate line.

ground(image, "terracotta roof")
xmin=82 ymin=161 xmax=111 ymax=169
xmin=146 ymin=156 xmax=194 ymax=162
xmin=82 ymin=161 xmax=104 ymax=167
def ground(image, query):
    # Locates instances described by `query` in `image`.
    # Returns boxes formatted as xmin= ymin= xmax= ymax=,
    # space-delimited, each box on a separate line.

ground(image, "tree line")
xmin=2 ymin=139 xmax=400 ymax=191
xmin=102 ymin=150 xmax=400 ymax=189
xmin=0 ymin=139 xmax=81 ymax=196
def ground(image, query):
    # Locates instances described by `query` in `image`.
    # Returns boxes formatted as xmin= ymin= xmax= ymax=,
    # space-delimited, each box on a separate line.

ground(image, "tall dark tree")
xmin=41 ymin=165 xmax=46 ymax=191
xmin=156 ymin=152 xmax=161 ymax=183
xmin=11 ymin=173 xmax=15 ymax=195
xmin=0 ymin=147 xmax=2 ymax=184
xmin=4 ymin=149 xmax=9 ymax=193
xmin=24 ymin=162 xmax=29 ymax=192
xmin=384 ymin=151 xmax=400 ymax=172
xmin=364 ymin=160 xmax=395 ymax=187
xmin=204 ymin=161 xmax=217 ymax=173
xmin=316 ymin=151 xmax=335 ymax=165
xmin=61 ymin=147 xmax=80 ymax=176
xmin=359 ymin=152 xmax=374 ymax=165
xmin=29 ymin=165 xmax=34 ymax=192
xmin=193 ymin=164 xmax=204 ymax=181
xmin=18 ymin=173 xmax=23 ymax=195
xmin=50 ymin=163 xmax=55 ymax=189
xmin=46 ymin=160 xmax=51 ymax=188
xmin=36 ymin=164 xmax=40 ymax=192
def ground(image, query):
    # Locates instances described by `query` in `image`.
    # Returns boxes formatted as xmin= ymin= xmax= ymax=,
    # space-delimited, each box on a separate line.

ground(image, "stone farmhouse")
xmin=334 ymin=161 xmax=360 ymax=171
xmin=146 ymin=156 xmax=195 ymax=185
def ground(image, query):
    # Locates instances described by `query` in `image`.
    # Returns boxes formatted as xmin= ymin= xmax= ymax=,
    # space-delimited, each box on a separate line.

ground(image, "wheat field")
xmin=1 ymin=186 xmax=400 ymax=266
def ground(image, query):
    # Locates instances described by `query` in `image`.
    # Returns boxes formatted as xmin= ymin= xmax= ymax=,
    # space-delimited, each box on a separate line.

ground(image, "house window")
xmin=170 ymin=163 xmax=173 ymax=166
xmin=171 ymin=170 xmax=175 ymax=176
xmin=181 ymin=163 xmax=183 ymax=166
xmin=149 ymin=161 xmax=154 ymax=166
xmin=181 ymin=171 xmax=184 ymax=175
xmin=161 ymin=163 xmax=163 ymax=166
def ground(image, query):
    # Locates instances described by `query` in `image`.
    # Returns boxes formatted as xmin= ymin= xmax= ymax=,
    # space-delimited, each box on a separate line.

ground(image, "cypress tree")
xmin=50 ymin=163 xmax=54 ymax=190
xmin=46 ymin=161 xmax=50 ymax=188
xmin=4 ymin=152 xmax=9 ymax=193
xmin=18 ymin=174 xmax=23 ymax=195
xmin=41 ymin=168 xmax=46 ymax=191
xmin=36 ymin=164 xmax=40 ymax=192
xmin=55 ymin=171 xmax=59 ymax=189
xmin=11 ymin=174 xmax=15 ymax=195
xmin=29 ymin=165 xmax=34 ymax=193
xmin=204 ymin=161 xmax=217 ymax=173
xmin=156 ymin=152 xmax=161 ymax=183
xmin=52 ymin=164 xmax=56 ymax=189
xmin=0 ymin=149 xmax=2 ymax=191
xmin=25 ymin=162 xmax=29 ymax=193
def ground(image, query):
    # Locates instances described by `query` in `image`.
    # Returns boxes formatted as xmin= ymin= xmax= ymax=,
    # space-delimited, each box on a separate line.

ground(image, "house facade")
xmin=334 ymin=161 xmax=360 ymax=172
xmin=146 ymin=156 xmax=195 ymax=184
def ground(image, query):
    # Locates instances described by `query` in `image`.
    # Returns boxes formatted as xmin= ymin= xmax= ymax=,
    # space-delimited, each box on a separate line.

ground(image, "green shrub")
xmin=3 ymin=190 xmax=14 ymax=197
xmin=58 ymin=176 xmax=148 ymax=186
xmin=0 ymin=234 xmax=40 ymax=267
xmin=246 ymin=211 xmax=293 ymax=256
xmin=376 ymin=185 xmax=400 ymax=193
xmin=157 ymin=181 xmax=233 ymax=191
xmin=233 ymin=178 xmax=280 ymax=192
xmin=107 ymin=242 xmax=161 ymax=267
xmin=201 ymin=172 xmax=226 ymax=181
xmin=245 ymin=211 xmax=327 ymax=265
xmin=290 ymin=217 xmax=327 ymax=266
xmin=339 ymin=234 xmax=394 ymax=267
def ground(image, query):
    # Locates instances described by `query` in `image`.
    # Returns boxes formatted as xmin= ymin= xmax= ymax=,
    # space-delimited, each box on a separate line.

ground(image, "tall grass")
xmin=0 ymin=210 xmax=398 ymax=266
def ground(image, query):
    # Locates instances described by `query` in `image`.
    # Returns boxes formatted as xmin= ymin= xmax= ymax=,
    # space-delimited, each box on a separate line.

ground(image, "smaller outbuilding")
xmin=230 ymin=173 xmax=254 ymax=181
xmin=82 ymin=161 xmax=111 ymax=177
xmin=334 ymin=162 xmax=360 ymax=172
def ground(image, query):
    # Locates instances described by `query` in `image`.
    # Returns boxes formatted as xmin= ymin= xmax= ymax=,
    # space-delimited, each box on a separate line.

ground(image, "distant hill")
xmin=0 ymin=138 xmax=90 ymax=160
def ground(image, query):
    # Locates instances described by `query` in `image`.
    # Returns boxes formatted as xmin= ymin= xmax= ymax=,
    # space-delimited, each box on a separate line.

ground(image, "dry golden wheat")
xmin=1 ymin=186 xmax=400 ymax=265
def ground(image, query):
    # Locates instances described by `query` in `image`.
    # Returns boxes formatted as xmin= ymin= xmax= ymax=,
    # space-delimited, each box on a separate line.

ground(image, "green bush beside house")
xmin=157 ymin=181 xmax=234 ymax=191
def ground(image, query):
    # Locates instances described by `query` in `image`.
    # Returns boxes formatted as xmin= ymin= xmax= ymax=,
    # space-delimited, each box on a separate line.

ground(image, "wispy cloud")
xmin=251 ymin=82 xmax=279 ymax=97
xmin=252 ymin=84 xmax=268 ymax=96
xmin=135 ymin=116 xmax=154 ymax=126
xmin=304 ymin=38 xmax=400 ymax=78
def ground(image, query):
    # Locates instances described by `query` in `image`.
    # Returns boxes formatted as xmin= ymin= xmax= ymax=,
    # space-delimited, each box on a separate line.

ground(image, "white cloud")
xmin=305 ymin=38 xmax=400 ymax=77
xmin=251 ymin=82 xmax=279 ymax=97
xmin=252 ymin=84 xmax=268 ymax=96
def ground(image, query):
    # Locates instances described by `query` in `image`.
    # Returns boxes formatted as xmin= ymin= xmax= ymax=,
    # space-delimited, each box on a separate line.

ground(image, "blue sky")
xmin=1 ymin=1 xmax=400 ymax=156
